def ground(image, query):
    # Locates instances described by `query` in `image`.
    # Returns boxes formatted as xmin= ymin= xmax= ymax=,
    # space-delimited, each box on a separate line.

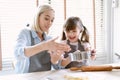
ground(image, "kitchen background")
xmin=0 ymin=0 xmax=120 ymax=75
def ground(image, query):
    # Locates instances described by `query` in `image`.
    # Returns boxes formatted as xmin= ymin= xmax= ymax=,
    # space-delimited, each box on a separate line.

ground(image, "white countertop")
xmin=0 ymin=63 xmax=120 ymax=80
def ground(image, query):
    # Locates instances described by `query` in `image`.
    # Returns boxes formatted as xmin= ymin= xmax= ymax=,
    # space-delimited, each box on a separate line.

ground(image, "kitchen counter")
xmin=0 ymin=63 xmax=120 ymax=80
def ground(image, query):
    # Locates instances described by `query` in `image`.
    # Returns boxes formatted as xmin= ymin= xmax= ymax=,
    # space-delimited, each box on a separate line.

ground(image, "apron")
xmin=64 ymin=40 xmax=88 ymax=68
xmin=28 ymin=31 xmax=51 ymax=72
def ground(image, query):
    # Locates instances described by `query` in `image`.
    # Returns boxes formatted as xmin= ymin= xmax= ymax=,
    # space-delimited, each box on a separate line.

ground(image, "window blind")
xmin=66 ymin=0 xmax=106 ymax=64
xmin=0 ymin=0 xmax=36 ymax=70
xmin=0 ymin=0 xmax=106 ymax=71
xmin=91 ymin=0 xmax=106 ymax=64
xmin=95 ymin=0 xmax=106 ymax=58
xmin=38 ymin=0 xmax=65 ymax=40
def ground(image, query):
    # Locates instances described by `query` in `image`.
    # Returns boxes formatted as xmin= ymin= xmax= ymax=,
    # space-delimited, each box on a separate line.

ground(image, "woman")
xmin=14 ymin=5 xmax=71 ymax=73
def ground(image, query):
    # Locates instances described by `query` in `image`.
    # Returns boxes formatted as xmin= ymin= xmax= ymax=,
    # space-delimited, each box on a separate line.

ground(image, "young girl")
xmin=61 ymin=16 xmax=96 ymax=68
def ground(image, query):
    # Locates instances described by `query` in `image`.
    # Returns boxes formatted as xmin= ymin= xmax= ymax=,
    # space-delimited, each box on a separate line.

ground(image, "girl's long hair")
xmin=61 ymin=16 xmax=89 ymax=43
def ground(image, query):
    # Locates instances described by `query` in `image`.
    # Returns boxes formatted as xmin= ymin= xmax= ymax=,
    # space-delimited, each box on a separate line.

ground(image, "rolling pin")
xmin=70 ymin=65 xmax=120 ymax=72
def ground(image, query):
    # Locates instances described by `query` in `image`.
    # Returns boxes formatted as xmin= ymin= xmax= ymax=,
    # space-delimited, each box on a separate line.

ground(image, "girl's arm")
xmin=82 ymin=42 xmax=96 ymax=60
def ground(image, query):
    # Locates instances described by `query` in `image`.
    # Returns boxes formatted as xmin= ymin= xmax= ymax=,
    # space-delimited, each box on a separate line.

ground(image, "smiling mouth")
xmin=69 ymin=36 xmax=76 ymax=40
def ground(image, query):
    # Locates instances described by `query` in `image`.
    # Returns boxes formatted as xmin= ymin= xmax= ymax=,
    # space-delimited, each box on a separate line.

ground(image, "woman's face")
xmin=65 ymin=27 xmax=81 ymax=43
xmin=39 ymin=10 xmax=55 ymax=32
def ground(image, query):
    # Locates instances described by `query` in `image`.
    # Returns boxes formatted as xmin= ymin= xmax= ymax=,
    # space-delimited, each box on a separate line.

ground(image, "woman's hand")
xmin=46 ymin=37 xmax=71 ymax=64
xmin=49 ymin=50 xmax=64 ymax=64
xmin=45 ymin=37 xmax=71 ymax=52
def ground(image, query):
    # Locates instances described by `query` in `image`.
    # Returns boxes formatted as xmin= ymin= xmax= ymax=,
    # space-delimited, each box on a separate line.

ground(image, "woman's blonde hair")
xmin=31 ymin=5 xmax=55 ymax=33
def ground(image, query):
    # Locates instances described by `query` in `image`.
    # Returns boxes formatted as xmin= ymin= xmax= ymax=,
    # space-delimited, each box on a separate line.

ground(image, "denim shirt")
xmin=14 ymin=28 xmax=59 ymax=73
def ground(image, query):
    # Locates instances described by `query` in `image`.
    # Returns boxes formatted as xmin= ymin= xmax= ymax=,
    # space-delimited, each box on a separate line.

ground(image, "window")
xmin=38 ymin=0 xmax=65 ymax=38
xmin=0 ymin=0 xmax=105 ymax=71
xmin=94 ymin=0 xmax=106 ymax=64
xmin=66 ymin=0 xmax=95 ymax=46
xmin=66 ymin=0 xmax=106 ymax=65
xmin=0 ymin=0 xmax=36 ymax=70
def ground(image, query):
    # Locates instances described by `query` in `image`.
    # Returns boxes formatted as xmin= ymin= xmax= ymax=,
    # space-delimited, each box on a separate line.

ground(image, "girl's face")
xmin=65 ymin=27 xmax=81 ymax=43
xmin=39 ymin=10 xmax=55 ymax=32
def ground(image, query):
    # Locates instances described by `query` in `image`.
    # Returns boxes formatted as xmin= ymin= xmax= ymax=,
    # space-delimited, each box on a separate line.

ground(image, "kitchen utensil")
xmin=69 ymin=50 xmax=90 ymax=61
xmin=70 ymin=65 xmax=120 ymax=72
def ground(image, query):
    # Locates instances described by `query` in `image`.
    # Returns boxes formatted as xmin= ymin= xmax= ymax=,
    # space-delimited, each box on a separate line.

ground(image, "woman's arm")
xmin=25 ymin=38 xmax=71 ymax=57
xmin=15 ymin=29 xmax=71 ymax=58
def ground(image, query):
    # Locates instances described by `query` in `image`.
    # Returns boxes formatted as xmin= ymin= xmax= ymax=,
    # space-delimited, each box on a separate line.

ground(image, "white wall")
xmin=113 ymin=0 xmax=120 ymax=63
xmin=105 ymin=0 xmax=120 ymax=63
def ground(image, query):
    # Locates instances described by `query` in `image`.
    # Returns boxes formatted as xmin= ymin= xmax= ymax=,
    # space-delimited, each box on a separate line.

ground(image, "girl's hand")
xmin=90 ymin=49 xmax=96 ymax=60
xmin=91 ymin=49 xmax=96 ymax=56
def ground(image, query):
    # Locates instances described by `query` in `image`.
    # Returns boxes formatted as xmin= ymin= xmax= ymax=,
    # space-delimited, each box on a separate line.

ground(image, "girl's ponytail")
xmin=80 ymin=26 xmax=89 ymax=43
xmin=61 ymin=31 xmax=66 ymax=40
